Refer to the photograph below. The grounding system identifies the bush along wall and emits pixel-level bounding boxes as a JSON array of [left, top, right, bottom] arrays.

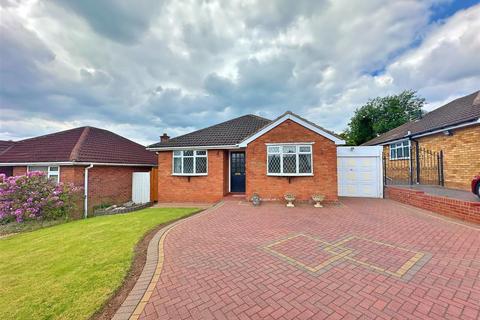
[[0, 171, 82, 223]]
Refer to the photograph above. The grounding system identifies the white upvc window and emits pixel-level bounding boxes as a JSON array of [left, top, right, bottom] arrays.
[[27, 165, 60, 183], [267, 144, 313, 176], [172, 150, 208, 175], [389, 140, 411, 160]]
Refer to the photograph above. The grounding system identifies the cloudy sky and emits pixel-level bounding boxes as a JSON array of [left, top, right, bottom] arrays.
[[0, 0, 479, 145]]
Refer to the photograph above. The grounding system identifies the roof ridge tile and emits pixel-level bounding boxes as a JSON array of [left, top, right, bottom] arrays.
[[474, 91, 480, 105], [69, 127, 91, 161], [0, 143, 16, 156], [15, 127, 87, 143]]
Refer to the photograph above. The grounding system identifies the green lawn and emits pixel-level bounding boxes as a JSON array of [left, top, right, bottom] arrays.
[[0, 207, 198, 320]]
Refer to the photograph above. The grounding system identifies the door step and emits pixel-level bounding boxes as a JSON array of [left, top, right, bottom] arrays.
[[224, 193, 247, 200]]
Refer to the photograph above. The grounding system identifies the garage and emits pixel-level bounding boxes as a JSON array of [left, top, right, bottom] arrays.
[[337, 146, 383, 198]]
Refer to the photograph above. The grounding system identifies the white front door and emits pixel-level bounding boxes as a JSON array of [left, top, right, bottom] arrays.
[[337, 146, 383, 198]]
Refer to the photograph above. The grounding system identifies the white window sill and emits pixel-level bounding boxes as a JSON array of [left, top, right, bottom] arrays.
[[267, 173, 314, 177], [389, 158, 410, 161], [172, 173, 208, 176]]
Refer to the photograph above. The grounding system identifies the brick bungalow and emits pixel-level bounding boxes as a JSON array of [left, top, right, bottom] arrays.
[[363, 90, 480, 191], [147, 111, 345, 203], [0, 127, 157, 218]]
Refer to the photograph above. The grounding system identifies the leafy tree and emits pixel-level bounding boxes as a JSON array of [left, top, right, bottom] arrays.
[[343, 90, 425, 145]]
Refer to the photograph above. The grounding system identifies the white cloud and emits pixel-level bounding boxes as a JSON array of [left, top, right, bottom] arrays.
[[0, 0, 478, 144], [385, 4, 480, 88]]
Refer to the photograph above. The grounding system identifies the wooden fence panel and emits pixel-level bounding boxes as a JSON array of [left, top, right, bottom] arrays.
[[150, 167, 158, 202]]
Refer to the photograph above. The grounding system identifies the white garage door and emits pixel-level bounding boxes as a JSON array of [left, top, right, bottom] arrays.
[[337, 146, 383, 198]]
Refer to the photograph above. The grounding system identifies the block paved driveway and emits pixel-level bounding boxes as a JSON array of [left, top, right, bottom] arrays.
[[139, 199, 480, 320]]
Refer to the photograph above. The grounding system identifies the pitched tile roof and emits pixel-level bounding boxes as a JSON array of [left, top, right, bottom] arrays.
[[363, 90, 480, 146], [148, 114, 272, 148], [0, 140, 15, 154], [0, 127, 156, 165]]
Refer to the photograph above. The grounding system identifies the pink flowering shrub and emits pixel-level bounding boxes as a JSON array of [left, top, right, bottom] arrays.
[[0, 171, 82, 223]]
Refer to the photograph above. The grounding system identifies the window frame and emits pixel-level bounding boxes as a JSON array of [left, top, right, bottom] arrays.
[[266, 143, 314, 176], [27, 165, 61, 183], [172, 150, 208, 176], [389, 140, 411, 160]]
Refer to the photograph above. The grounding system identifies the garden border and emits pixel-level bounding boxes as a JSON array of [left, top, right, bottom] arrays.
[[94, 202, 152, 216]]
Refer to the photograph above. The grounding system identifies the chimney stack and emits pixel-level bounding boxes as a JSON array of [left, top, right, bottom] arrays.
[[160, 133, 170, 143]]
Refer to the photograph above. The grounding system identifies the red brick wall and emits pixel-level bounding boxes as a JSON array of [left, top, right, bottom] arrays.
[[12, 165, 152, 218], [61, 166, 86, 219], [223, 152, 229, 194], [385, 186, 480, 224], [87, 166, 151, 212], [246, 119, 338, 202], [60, 166, 85, 186], [13, 166, 27, 175], [382, 124, 480, 191], [416, 125, 480, 191], [12, 165, 85, 185], [157, 150, 228, 203]]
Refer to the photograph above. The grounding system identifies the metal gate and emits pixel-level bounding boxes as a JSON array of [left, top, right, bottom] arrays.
[[383, 142, 444, 186]]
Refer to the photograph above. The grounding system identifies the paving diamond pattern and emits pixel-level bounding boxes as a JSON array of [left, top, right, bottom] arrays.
[[264, 234, 428, 279], [265, 234, 351, 273]]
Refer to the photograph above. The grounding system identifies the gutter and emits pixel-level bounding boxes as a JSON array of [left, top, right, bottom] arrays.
[[0, 161, 156, 166], [409, 118, 479, 139], [146, 144, 240, 151], [377, 118, 479, 146], [84, 164, 93, 219]]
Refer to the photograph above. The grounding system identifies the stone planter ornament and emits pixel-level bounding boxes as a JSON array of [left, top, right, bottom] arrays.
[[251, 193, 261, 206], [284, 193, 296, 207], [312, 194, 325, 207]]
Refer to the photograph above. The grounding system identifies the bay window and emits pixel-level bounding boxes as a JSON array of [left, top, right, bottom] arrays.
[[267, 144, 313, 176], [173, 150, 208, 175]]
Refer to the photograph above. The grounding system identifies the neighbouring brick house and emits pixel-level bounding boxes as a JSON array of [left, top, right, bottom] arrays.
[[0, 127, 157, 218], [147, 111, 345, 203], [364, 90, 480, 191]]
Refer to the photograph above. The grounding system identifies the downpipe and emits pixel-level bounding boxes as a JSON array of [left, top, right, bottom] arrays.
[[84, 164, 94, 219]]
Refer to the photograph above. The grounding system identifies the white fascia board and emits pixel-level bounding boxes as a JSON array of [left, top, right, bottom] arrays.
[[378, 119, 480, 145], [378, 138, 410, 146], [238, 113, 345, 147], [0, 161, 75, 166], [147, 145, 240, 151], [410, 119, 479, 139], [73, 162, 156, 167], [0, 161, 156, 167]]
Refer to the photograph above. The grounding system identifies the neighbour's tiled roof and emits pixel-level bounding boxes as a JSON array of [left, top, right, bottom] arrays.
[[363, 90, 480, 145], [0, 140, 15, 154], [148, 114, 272, 148], [0, 127, 157, 165]]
